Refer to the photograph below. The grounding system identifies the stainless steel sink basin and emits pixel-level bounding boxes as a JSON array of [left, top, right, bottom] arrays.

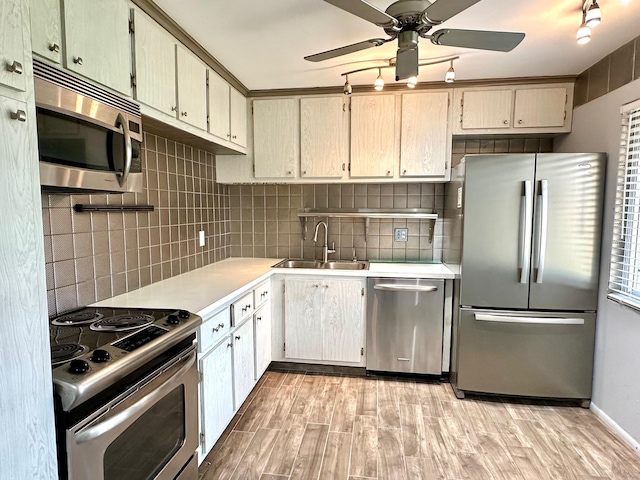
[[273, 259, 369, 270]]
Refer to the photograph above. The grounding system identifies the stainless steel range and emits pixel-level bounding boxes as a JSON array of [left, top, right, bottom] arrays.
[[50, 307, 202, 480]]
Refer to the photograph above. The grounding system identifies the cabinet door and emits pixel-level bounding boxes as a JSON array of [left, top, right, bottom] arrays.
[[254, 303, 272, 379], [284, 278, 323, 360], [29, 0, 61, 63], [513, 87, 567, 128], [350, 95, 396, 177], [208, 70, 230, 140], [461, 90, 513, 129], [253, 98, 296, 178], [131, 9, 176, 116], [323, 279, 364, 363], [63, 0, 130, 95], [200, 339, 234, 455], [230, 87, 247, 147], [232, 319, 255, 409], [400, 92, 449, 177], [300, 96, 347, 178], [0, 0, 27, 91], [176, 45, 207, 130]]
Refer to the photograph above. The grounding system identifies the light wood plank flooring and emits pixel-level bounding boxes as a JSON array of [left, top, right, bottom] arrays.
[[198, 370, 640, 480]]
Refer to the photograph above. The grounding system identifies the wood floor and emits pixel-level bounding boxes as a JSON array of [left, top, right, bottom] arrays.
[[198, 370, 640, 480]]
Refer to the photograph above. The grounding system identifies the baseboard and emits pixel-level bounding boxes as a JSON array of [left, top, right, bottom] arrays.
[[591, 402, 640, 454], [269, 361, 366, 376]]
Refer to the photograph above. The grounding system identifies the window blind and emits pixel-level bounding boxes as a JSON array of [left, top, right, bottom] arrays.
[[609, 102, 640, 307]]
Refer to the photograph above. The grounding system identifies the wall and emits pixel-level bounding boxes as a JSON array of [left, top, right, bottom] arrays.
[[555, 78, 640, 445], [43, 132, 231, 317]]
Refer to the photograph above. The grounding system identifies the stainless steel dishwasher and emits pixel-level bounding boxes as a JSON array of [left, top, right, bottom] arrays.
[[367, 278, 445, 375]]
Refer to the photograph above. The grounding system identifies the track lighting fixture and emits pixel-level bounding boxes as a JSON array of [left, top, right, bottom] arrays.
[[577, 0, 601, 44], [585, 1, 601, 28], [374, 68, 384, 91], [407, 76, 418, 88], [445, 60, 455, 83], [343, 74, 352, 95], [577, 11, 591, 45]]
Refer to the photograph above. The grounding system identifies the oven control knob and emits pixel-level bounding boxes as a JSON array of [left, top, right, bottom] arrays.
[[91, 349, 110, 363], [178, 310, 190, 319], [167, 314, 180, 325], [69, 359, 90, 374]]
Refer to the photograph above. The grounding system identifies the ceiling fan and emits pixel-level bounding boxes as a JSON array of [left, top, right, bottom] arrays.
[[304, 0, 525, 81]]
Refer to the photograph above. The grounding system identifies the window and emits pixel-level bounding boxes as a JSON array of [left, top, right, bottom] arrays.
[[609, 100, 640, 308]]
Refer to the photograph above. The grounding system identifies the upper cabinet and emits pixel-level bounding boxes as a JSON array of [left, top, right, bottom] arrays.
[[29, 0, 61, 64], [300, 96, 348, 178], [350, 95, 397, 178], [63, 0, 131, 95], [400, 91, 450, 178], [208, 72, 247, 148], [131, 8, 176, 117], [229, 87, 247, 147], [253, 98, 297, 178], [1, 0, 27, 92], [176, 45, 207, 131], [453, 83, 573, 135]]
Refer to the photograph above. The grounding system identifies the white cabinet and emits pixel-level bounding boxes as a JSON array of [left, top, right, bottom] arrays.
[[254, 303, 272, 379], [200, 337, 233, 455], [253, 98, 296, 178], [350, 95, 397, 178], [208, 73, 247, 147], [400, 92, 450, 178], [232, 319, 255, 409], [29, 0, 61, 63], [284, 277, 364, 364], [176, 45, 207, 131], [131, 8, 177, 117], [513, 87, 567, 128], [300, 96, 348, 178], [1, 0, 27, 92], [459, 89, 513, 129], [63, 0, 130, 95]]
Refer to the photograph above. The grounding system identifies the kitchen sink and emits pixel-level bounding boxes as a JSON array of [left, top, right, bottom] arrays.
[[273, 259, 369, 270]]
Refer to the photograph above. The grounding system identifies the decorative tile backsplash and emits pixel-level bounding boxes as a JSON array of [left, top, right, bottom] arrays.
[[42, 133, 231, 317]]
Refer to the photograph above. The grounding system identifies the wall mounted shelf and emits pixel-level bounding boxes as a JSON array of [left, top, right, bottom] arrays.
[[297, 208, 438, 242]]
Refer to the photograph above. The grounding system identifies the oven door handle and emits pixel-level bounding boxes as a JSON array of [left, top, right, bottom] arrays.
[[116, 112, 132, 188], [76, 350, 196, 444]]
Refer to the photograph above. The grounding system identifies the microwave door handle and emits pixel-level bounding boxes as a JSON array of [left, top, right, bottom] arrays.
[[75, 350, 196, 444], [116, 112, 132, 187]]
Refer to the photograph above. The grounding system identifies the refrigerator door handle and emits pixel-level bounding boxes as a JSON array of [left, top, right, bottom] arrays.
[[536, 179, 549, 283], [520, 180, 533, 284], [474, 313, 585, 325]]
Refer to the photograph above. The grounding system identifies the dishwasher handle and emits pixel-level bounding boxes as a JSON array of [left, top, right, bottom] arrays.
[[373, 284, 438, 292]]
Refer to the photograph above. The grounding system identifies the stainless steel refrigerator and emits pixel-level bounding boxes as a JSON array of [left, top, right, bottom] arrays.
[[447, 153, 605, 406]]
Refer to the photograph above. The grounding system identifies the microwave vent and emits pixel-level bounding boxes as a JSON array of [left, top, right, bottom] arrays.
[[33, 59, 140, 118]]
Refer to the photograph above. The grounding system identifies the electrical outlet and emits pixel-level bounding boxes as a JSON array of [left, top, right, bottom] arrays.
[[199, 230, 205, 247], [394, 228, 408, 242]]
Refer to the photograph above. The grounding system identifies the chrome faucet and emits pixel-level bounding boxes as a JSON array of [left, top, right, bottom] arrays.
[[313, 221, 335, 263]]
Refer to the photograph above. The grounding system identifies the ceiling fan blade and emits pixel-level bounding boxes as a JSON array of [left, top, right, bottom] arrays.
[[430, 29, 525, 52], [395, 47, 419, 81], [304, 38, 387, 62], [422, 0, 481, 24], [323, 0, 399, 28]]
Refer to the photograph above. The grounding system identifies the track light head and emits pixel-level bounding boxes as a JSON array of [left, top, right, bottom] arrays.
[[343, 75, 352, 95], [407, 75, 417, 88], [374, 68, 384, 91], [585, 1, 601, 28], [445, 60, 455, 83], [576, 22, 591, 44]]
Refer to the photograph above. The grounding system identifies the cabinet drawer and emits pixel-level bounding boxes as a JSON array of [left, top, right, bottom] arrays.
[[254, 280, 270, 308], [199, 308, 230, 353], [231, 291, 253, 326]]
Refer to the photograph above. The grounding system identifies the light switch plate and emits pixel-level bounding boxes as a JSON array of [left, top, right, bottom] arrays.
[[394, 228, 408, 242], [199, 230, 205, 247]]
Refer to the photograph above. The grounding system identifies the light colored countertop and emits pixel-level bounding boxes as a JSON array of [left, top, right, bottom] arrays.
[[93, 257, 456, 318]]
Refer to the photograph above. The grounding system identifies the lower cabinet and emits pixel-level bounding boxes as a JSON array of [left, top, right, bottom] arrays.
[[254, 302, 272, 379], [199, 337, 233, 456], [232, 319, 255, 409], [284, 277, 364, 364]]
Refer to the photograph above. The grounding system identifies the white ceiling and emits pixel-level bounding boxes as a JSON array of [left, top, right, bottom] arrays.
[[153, 0, 640, 91]]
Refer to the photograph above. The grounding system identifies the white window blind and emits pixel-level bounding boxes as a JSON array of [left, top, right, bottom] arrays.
[[609, 101, 640, 308]]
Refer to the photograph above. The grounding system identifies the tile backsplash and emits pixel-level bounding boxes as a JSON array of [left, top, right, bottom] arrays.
[[43, 133, 231, 317]]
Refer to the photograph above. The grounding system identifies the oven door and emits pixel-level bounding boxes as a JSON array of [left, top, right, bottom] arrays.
[[66, 347, 198, 480]]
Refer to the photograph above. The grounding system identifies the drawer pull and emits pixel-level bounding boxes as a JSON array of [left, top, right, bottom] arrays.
[[227, 343, 232, 348], [73, 56, 83, 65], [10, 110, 26, 122], [212, 326, 219, 333], [398, 358, 410, 361], [218, 323, 225, 329], [48, 43, 60, 53], [235, 335, 241, 340], [7, 60, 23, 74], [256, 316, 262, 321]]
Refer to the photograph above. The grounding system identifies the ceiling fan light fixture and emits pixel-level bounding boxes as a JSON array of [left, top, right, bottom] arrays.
[[445, 60, 455, 83], [343, 75, 352, 95], [407, 75, 418, 88], [576, 22, 591, 44], [585, 1, 601, 28], [374, 68, 384, 91]]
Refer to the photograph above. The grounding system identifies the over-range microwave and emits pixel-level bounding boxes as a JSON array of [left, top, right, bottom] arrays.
[[33, 60, 143, 193]]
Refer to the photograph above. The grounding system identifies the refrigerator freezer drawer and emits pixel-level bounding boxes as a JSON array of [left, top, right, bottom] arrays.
[[455, 308, 596, 399]]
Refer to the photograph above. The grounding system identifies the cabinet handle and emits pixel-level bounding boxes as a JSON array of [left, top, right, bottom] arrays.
[[314, 284, 319, 288], [232, 135, 237, 139], [48, 43, 60, 53], [287, 171, 292, 175], [235, 335, 241, 340], [227, 133, 231, 138], [246, 304, 251, 309], [302, 171, 306, 175], [518, 119, 523, 125], [227, 343, 233, 348], [181, 111, 188, 117], [7, 61, 23, 74], [402, 169, 407, 175], [218, 323, 225, 329], [386, 170, 391, 176], [257, 316, 262, 321], [73, 57, 83, 65], [503, 119, 508, 125], [10, 110, 26, 122], [342, 163, 346, 171], [212, 326, 219, 332], [171, 106, 177, 112], [324, 284, 329, 289]]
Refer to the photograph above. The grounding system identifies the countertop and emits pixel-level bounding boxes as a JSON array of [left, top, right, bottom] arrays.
[[93, 257, 456, 318]]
